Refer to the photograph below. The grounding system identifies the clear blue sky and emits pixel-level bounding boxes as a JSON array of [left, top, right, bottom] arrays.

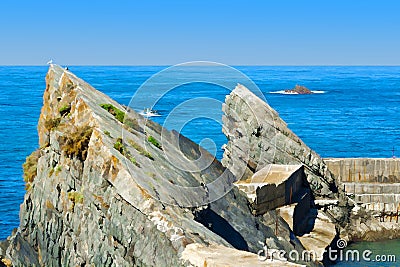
[[1, 0, 399, 65]]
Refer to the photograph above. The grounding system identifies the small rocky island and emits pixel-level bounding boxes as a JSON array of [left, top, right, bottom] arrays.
[[284, 85, 313, 94], [1, 65, 400, 266]]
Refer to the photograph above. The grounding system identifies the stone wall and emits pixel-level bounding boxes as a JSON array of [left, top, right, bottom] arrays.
[[326, 158, 400, 212], [325, 158, 400, 183]]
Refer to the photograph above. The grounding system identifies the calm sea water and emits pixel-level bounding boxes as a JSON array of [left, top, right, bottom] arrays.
[[1, 66, 400, 265], [330, 240, 400, 267]]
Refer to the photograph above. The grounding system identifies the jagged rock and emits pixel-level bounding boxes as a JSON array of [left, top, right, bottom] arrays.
[[221, 84, 355, 253], [341, 203, 400, 242], [221, 84, 400, 253], [5, 233, 39, 267], [222, 84, 339, 199], [1, 66, 310, 266]]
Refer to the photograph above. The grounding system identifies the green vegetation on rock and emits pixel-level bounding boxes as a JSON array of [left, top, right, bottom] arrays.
[[61, 126, 93, 161], [129, 156, 140, 167], [22, 150, 40, 185], [44, 117, 61, 130], [114, 138, 141, 167], [100, 103, 125, 123], [148, 136, 162, 150], [49, 168, 54, 176], [68, 191, 84, 204], [128, 139, 154, 160], [55, 166, 62, 175], [114, 138, 125, 154], [59, 104, 71, 116]]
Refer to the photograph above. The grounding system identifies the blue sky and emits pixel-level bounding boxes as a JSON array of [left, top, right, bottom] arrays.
[[0, 0, 399, 65]]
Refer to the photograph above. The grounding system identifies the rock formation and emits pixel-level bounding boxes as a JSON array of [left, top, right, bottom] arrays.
[[221, 84, 351, 264], [0, 66, 309, 266], [221, 84, 400, 251], [222, 84, 338, 199], [284, 85, 313, 94], [2, 66, 398, 266]]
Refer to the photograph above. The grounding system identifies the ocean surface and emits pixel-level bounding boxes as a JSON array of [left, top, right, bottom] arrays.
[[329, 239, 400, 267], [1, 66, 400, 265]]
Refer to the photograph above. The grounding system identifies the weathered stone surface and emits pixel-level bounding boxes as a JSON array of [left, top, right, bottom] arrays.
[[221, 85, 400, 247], [1, 66, 310, 266], [235, 164, 309, 215], [222, 84, 339, 199], [221, 84, 355, 261], [342, 204, 400, 242], [181, 243, 305, 266], [325, 158, 400, 183], [5, 233, 39, 267], [326, 158, 400, 238], [279, 205, 336, 262]]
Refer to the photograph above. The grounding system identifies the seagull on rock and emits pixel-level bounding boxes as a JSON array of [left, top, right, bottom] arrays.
[[46, 59, 53, 65]]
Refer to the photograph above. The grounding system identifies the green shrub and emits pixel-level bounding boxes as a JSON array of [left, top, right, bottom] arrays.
[[114, 138, 125, 153], [68, 191, 84, 204], [55, 166, 62, 175], [44, 117, 61, 130], [61, 126, 93, 161], [129, 156, 140, 167], [59, 104, 71, 116], [128, 139, 154, 160], [23, 150, 40, 184], [113, 138, 142, 168], [100, 103, 125, 123], [104, 130, 111, 137], [148, 136, 162, 150]]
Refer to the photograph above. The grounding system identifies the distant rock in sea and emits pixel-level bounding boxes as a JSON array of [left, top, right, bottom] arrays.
[[284, 85, 313, 94]]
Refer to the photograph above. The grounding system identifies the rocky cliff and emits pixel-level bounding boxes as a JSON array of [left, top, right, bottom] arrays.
[[0, 66, 309, 266], [221, 84, 400, 244], [222, 84, 339, 199]]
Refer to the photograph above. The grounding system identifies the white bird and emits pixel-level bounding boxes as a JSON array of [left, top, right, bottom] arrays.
[[47, 59, 53, 65]]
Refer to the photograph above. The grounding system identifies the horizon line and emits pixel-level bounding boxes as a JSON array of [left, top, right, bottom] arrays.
[[1, 64, 400, 67]]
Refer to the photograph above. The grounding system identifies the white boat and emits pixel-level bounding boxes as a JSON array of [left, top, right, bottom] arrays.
[[270, 90, 299, 95], [139, 108, 161, 117], [282, 90, 299, 95]]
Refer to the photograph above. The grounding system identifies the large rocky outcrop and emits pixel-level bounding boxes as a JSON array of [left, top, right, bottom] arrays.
[[221, 84, 400, 247], [222, 84, 339, 199], [0, 66, 309, 266], [221, 84, 354, 259]]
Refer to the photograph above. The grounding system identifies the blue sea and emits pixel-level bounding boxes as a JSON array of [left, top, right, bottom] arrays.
[[1, 66, 400, 265]]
